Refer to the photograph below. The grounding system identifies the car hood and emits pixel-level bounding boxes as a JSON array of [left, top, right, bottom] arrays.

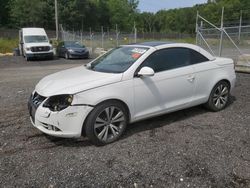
[[25, 42, 51, 48], [67, 47, 86, 50], [35, 66, 123, 97]]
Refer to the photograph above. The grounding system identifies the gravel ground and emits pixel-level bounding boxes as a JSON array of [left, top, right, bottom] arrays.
[[0, 56, 250, 188]]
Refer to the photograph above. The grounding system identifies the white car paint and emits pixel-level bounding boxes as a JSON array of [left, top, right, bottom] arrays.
[[35, 66, 123, 96], [28, 42, 236, 138]]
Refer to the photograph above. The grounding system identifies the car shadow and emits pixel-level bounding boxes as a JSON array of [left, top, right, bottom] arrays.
[[44, 134, 93, 147], [122, 105, 207, 140], [122, 95, 237, 141]]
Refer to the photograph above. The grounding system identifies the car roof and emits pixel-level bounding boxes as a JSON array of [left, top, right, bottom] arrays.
[[134, 41, 174, 47], [124, 41, 215, 61], [22, 28, 46, 36]]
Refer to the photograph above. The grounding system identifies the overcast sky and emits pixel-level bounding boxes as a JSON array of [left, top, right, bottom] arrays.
[[138, 0, 207, 13]]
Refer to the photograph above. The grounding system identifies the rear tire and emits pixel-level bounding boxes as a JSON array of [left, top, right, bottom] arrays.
[[65, 52, 69, 59], [205, 81, 230, 112], [85, 101, 128, 146]]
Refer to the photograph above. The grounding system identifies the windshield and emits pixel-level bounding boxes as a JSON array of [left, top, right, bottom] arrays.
[[24, 35, 48, 43], [88, 46, 148, 73], [65, 42, 85, 48]]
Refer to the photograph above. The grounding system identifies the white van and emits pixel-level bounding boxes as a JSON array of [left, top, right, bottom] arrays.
[[19, 28, 53, 61]]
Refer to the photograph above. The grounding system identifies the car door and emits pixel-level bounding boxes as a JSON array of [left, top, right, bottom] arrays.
[[133, 47, 195, 120], [188, 49, 218, 104]]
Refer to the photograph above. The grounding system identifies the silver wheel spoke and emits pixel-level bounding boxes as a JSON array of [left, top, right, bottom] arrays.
[[105, 108, 110, 121], [110, 124, 119, 132], [94, 106, 126, 142], [112, 116, 125, 123], [213, 95, 218, 102], [110, 125, 118, 137], [218, 85, 223, 93], [112, 112, 123, 121], [221, 87, 228, 96], [220, 97, 227, 104], [110, 107, 115, 120], [103, 126, 109, 141], [98, 126, 107, 139], [215, 98, 220, 108], [94, 122, 106, 128], [96, 117, 107, 124], [213, 93, 219, 98]]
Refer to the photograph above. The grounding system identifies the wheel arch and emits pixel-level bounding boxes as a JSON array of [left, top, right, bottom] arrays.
[[81, 98, 131, 136], [211, 79, 231, 94]]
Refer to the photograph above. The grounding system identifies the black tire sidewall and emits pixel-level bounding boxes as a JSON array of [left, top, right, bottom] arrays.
[[65, 52, 69, 59]]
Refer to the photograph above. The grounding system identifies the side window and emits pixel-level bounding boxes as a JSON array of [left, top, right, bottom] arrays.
[[190, 49, 209, 64], [141, 48, 191, 73]]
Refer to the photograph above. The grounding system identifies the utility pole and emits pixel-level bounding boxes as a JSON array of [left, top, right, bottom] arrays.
[[116, 24, 119, 47], [55, 0, 59, 40], [196, 11, 199, 45], [238, 10, 242, 43], [101, 26, 104, 49], [134, 21, 137, 43], [219, 7, 224, 57]]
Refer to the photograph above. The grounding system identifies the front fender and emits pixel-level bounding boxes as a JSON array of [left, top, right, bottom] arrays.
[[73, 80, 135, 121]]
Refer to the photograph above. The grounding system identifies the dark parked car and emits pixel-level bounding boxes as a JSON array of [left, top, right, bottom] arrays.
[[57, 41, 89, 59]]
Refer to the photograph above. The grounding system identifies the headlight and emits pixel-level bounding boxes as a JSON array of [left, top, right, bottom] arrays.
[[49, 46, 53, 50], [68, 49, 74, 52], [26, 47, 30, 51], [43, 94, 73, 112]]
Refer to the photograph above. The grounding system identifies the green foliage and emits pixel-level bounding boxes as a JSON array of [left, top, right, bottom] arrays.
[[0, 0, 11, 28], [0, 38, 18, 53], [5, 0, 139, 31], [1, 0, 250, 34], [11, 0, 47, 27]]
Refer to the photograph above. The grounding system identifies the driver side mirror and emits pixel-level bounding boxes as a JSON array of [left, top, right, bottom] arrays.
[[137, 67, 155, 77]]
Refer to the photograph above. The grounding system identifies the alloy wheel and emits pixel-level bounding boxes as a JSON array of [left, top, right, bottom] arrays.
[[94, 106, 126, 142], [212, 84, 229, 109]]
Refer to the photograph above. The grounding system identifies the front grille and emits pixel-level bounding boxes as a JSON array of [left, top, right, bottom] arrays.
[[32, 92, 47, 109], [28, 92, 47, 123], [76, 49, 85, 53], [31, 46, 50, 52], [41, 122, 61, 132]]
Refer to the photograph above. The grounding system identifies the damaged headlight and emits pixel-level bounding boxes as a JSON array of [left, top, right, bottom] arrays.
[[43, 94, 73, 112]]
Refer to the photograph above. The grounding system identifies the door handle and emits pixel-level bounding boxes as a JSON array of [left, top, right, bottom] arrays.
[[187, 75, 195, 82]]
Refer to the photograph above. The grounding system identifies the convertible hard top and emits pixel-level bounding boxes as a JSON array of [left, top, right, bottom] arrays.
[[134, 41, 174, 47]]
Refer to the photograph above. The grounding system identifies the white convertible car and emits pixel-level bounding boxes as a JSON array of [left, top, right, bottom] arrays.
[[28, 42, 236, 145]]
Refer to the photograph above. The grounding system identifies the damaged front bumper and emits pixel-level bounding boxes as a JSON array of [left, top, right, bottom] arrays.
[[28, 92, 93, 138]]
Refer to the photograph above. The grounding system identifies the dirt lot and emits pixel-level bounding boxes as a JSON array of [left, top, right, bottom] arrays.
[[0, 56, 250, 188]]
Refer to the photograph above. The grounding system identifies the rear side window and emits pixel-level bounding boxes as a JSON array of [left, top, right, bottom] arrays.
[[190, 49, 209, 64], [141, 48, 191, 73]]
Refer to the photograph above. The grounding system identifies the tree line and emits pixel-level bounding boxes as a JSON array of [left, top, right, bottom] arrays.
[[0, 0, 250, 34]]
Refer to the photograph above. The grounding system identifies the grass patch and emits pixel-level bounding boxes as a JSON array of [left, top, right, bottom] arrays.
[[0, 38, 19, 53]]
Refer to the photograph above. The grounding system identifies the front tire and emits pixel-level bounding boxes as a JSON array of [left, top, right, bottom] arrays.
[[65, 52, 69, 59], [85, 101, 128, 145], [205, 81, 230, 112]]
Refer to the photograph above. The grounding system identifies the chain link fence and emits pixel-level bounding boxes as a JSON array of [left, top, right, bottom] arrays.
[[197, 26, 250, 61], [196, 9, 250, 68], [60, 25, 194, 55], [61, 26, 137, 55]]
